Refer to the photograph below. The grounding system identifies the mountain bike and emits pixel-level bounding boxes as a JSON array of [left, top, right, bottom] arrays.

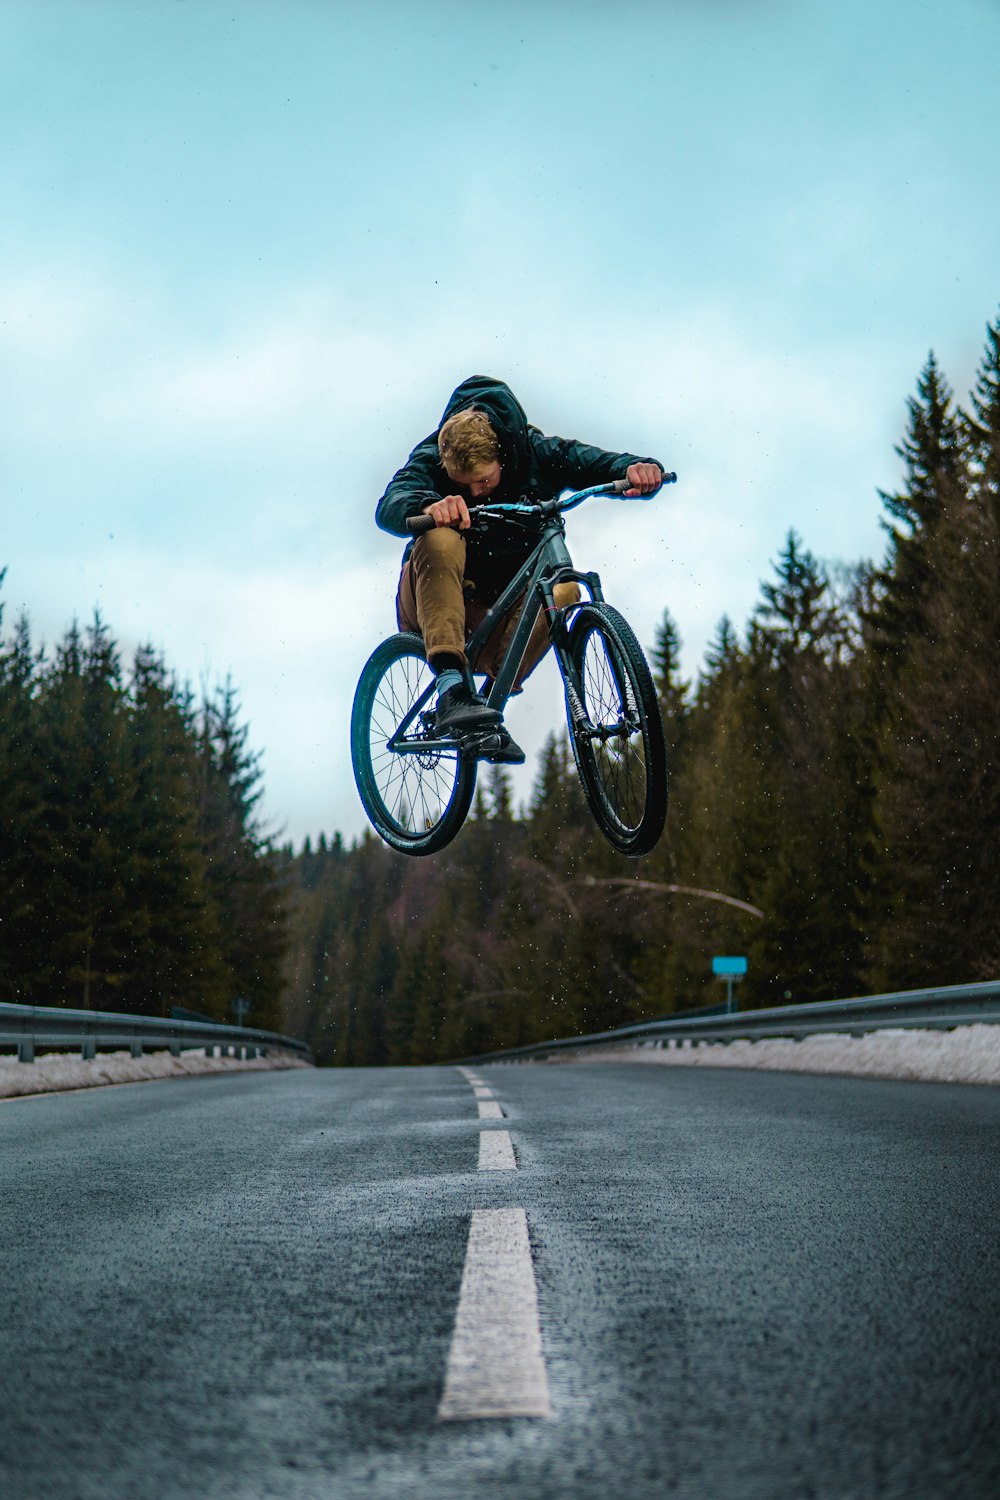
[[351, 474, 677, 857]]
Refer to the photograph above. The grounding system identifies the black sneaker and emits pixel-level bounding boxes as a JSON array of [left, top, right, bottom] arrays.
[[476, 726, 526, 765], [433, 684, 501, 738]]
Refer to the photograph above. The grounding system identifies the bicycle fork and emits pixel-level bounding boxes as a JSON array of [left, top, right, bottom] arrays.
[[551, 586, 641, 747]]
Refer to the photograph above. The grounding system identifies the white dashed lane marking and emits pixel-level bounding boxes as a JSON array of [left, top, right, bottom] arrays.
[[477, 1100, 504, 1119], [438, 1208, 551, 1420], [473, 1085, 494, 1099], [478, 1131, 516, 1170]]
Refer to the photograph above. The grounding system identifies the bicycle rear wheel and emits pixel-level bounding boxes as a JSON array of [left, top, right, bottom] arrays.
[[564, 603, 667, 856], [350, 633, 476, 856]]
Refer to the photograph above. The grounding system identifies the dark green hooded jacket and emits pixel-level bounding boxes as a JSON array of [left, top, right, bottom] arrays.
[[375, 376, 662, 602]]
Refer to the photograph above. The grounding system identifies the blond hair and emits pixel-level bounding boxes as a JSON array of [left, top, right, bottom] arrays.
[[437, 408, 500, 475]]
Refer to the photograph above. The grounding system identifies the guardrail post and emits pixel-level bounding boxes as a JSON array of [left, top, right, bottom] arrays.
[[81, 1040, 96, 1060], [130, 1041, 143, 1059], [18, 1040, 35, 1063], [169, 1042, 182, 1058]]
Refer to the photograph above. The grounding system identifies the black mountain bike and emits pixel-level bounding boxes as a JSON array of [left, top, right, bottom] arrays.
[[351, 474, 677, 858]]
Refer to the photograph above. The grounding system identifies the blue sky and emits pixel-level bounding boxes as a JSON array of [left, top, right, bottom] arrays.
[[3, 0, 999, 846]]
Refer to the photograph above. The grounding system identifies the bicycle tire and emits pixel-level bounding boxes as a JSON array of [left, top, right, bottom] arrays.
[[563, 603, 668, 856], [350, 632, 477, 856]]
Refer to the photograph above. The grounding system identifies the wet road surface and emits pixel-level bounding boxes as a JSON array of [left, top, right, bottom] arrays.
[[1, 1062, 998, 1499]]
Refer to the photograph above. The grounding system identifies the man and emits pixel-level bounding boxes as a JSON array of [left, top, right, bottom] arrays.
[[376, 375, 664, 764]]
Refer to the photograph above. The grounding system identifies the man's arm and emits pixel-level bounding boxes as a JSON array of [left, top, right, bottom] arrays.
[[374, 436, 445, 537], [532, 433, 665, 498]]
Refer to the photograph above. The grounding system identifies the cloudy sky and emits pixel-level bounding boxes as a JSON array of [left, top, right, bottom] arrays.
[[3, 0, 999, 847]]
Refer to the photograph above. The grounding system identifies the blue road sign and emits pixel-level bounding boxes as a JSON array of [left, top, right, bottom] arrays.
[[713, 955, 747, 1014]]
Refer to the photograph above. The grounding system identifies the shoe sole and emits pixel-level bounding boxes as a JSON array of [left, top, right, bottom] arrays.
[[467, 731, 525, 765]]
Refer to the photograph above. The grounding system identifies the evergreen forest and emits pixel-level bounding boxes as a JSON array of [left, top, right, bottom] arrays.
[[3, 314, 999, 1063], [0, 614, 287, 1028]]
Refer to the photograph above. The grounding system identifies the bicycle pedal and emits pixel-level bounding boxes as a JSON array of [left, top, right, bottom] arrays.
[[459, 729, 498, 752]]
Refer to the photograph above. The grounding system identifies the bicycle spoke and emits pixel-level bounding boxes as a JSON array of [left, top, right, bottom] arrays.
[[352, 638, 473, 850], [563, 600, 665, 858], [577, 621, 651, 839]]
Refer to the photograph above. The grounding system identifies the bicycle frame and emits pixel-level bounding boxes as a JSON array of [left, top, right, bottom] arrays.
[[471, 517, 602, 709], [387, 493, 611, 757]]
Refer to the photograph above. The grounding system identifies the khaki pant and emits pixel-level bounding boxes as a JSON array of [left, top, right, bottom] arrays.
[[396, 527, 580, 687]]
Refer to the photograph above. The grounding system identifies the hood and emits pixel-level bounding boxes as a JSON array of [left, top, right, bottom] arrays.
[[438, 376, 531, 495]]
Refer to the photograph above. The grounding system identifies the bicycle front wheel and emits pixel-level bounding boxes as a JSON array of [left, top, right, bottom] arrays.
[[350, 633, 476, 856], [564, 603, 667, 856]]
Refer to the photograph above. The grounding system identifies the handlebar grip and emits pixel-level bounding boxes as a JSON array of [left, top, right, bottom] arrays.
[[613, 470, 678, 494], [404, 513, 438, 536]]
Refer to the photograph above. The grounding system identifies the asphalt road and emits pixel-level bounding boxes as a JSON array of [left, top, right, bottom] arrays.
[[1, 1063, 998, 1499]]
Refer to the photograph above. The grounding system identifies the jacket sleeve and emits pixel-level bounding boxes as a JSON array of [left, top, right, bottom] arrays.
[[531, 432, 663, 495], [374, 436, 444, 537]]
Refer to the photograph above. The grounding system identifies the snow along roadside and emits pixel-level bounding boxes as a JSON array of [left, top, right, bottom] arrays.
[[0, 1047, 312, 1100], [541, 1024, 1000, 1087]]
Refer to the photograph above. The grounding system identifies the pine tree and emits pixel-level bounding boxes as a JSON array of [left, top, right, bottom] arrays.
[[872, 353, 966, 662], [964, 312, 1000, 488], [0, 601, 46, 994], [753, 532, 836, 665], [198, 681, 287, 1027], [525, 732, 590, 860], [34, 616, 141, 1006], [650, 608, 689, 756], [751, 539, 867, 1001], [625, 615, 750, 1012], [124, 645, 226, 1014], [484, 764, 515, 823], [392, 890, 463, 1064], [871, 321, 1000, 983]]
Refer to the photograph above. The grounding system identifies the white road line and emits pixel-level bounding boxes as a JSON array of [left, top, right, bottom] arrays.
[[473, 1085, 494, 1099], [478, 1131, 516, 1170], [438, 1208, 551, 1420], [478, 1100, 504, 1119]]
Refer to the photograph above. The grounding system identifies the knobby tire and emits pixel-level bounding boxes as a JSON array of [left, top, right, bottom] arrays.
[[564, 603, 667, 856]]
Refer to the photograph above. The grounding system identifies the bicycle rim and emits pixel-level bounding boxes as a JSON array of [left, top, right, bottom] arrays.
[[565, 604, 667, 855], [350, 634, 476, 855]]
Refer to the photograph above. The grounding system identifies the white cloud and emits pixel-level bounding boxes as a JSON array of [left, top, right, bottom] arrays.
[[0, 268, 117, 356]]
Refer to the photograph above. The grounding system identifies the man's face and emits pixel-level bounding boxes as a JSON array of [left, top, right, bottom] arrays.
[[448, 461, 501, 499]]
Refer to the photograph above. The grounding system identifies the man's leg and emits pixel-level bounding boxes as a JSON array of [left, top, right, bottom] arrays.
[[395, 530, 498, 735], [400, 529, 467, 664]]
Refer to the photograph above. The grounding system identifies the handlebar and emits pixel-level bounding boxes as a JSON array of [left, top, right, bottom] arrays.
[[403, 470, 677, 535]]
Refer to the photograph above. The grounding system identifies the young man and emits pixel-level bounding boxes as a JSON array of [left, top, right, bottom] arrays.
[[375, 375, 664, 764]]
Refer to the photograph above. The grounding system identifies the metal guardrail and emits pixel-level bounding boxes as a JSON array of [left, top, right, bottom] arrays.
[[0, 1000, 310, 1065], [459, 980, 1000, 1065]]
